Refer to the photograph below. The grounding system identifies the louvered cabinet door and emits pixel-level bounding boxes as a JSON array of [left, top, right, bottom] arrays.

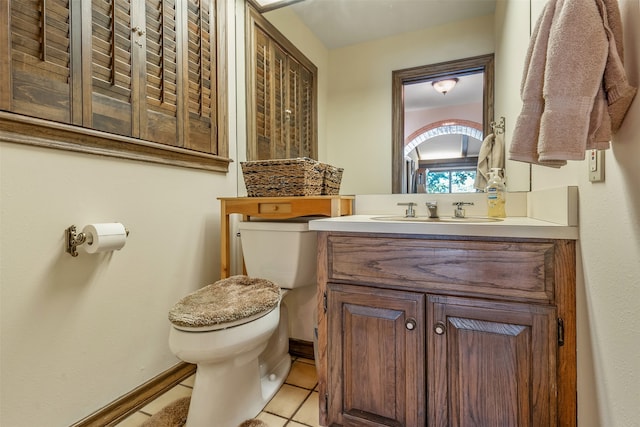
[[286, 57, 315, 159], [253, 26, 273, 160], [88, 0, 136, 136], [4, 0, 77, 124], [296, 64, 314, 159], [272, 43, 288, 159], [247, 7, 317, 162], [251, 25, 291, 160], [87, 0, 219, 152], [141, 0, 180, 145], [251, 33, 314, 160], [181, 0, 218, 154]]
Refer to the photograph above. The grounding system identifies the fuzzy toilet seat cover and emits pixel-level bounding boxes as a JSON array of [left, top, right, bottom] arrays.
[[168, 275, 280, 328]]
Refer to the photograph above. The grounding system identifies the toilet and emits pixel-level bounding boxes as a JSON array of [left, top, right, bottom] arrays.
[[168, 219, 317, 427]]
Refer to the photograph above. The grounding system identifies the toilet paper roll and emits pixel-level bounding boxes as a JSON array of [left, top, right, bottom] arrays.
[[82, 223, 127, 254]]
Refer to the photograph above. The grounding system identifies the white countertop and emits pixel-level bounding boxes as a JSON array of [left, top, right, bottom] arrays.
[[309, 215, 579, 240]]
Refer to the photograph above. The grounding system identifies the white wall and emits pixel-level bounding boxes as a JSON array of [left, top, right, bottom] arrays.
[[528, 1, 640, 425], [494, 0, 533, 191], [0, 1, 240, 425]]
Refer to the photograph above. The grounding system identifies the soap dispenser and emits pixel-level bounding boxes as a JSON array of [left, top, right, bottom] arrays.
[[485, 168, 506, 218]]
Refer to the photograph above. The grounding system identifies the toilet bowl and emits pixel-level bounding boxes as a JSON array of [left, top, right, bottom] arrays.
[[168, 220, 317, 427]]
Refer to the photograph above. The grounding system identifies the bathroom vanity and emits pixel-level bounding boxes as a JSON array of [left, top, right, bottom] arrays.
[[310, 216, 577, 427]]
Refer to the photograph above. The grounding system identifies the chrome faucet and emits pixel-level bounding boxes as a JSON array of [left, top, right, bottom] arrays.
[[426, 201, 439, 218], [453, 202, 474, 218], [397, 202, 417, 218]]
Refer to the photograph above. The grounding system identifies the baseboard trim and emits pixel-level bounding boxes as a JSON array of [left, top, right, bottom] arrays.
[[71, 362, 196, 427], [71, 339, 313, 426], [289, 338, 315, 360]]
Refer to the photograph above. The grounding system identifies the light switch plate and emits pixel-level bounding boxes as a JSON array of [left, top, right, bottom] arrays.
[[589, 149, 605, 182]]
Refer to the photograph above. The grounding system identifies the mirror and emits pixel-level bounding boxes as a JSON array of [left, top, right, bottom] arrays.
[[392, 54, 494, 193], [257, 0, 533, 194]]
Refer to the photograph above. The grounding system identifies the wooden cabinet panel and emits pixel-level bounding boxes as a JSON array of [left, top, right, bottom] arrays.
[[247, 6, 317, 161], [183, 0, 218, 154], [327, 283, 425, 427], [254, 27, 272, 160], [142, 0, 179, 145], [327, 235, 556, 302], [295, 62, 313, 157], [282, 56, 314, 159], [272, 43, 287, 158], [8, 0, 75, 123], [428, 296, 557, 427], [89, 0, 135, 136], [254, 25, 292, 160]]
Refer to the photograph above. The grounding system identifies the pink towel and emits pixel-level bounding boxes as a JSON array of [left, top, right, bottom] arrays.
[[598, 0, 637, 133], [509, 0, 636, 167], [587, 0, 637, 150]]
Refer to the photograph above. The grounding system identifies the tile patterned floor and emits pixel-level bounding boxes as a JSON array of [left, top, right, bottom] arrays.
[[114, 357, 319, 427]]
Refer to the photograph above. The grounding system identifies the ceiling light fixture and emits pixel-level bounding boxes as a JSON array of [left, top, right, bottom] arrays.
[[432, 78, 459, 95]]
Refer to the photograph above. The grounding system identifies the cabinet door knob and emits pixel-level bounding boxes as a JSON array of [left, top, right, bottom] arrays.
[[405, 318, 417, 331], [434, 321, 446, 335]]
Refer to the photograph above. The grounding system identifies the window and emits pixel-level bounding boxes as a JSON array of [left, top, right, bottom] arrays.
[[426, 169, 477, 193]]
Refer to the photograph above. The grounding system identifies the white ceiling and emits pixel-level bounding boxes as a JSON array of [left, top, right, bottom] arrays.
[[286, 0, 497, 50]]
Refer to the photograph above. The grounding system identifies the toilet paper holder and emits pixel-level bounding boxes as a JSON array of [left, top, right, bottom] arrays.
[[65, 224, 129, 257]]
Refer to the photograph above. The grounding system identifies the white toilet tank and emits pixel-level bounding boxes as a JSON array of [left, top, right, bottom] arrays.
[[238, 219, 317, 289]]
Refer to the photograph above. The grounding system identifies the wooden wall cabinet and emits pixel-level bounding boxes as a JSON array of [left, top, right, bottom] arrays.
[[317, 232, 576, 427], [1, 0, 228, 169], [246, 6, 317, 161], [88, 0, 222, 153]]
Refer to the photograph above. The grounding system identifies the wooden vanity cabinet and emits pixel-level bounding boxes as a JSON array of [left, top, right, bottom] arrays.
[[317, 232, 576, 427]]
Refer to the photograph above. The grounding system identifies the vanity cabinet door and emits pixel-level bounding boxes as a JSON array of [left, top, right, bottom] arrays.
[[327, 283, 425, 427], [428, 295, 558, 427]]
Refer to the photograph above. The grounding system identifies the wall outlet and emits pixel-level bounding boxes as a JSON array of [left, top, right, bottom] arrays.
[[589, 149, 605, 182]]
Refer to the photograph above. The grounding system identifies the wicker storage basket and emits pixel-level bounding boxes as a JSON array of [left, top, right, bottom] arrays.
[[320, 163, 344, 195], [241, 158, 343, 197], [241, 158, 324, 197]]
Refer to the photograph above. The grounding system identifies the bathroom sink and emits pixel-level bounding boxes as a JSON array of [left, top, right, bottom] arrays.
[[371, 216, 504, 224]]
